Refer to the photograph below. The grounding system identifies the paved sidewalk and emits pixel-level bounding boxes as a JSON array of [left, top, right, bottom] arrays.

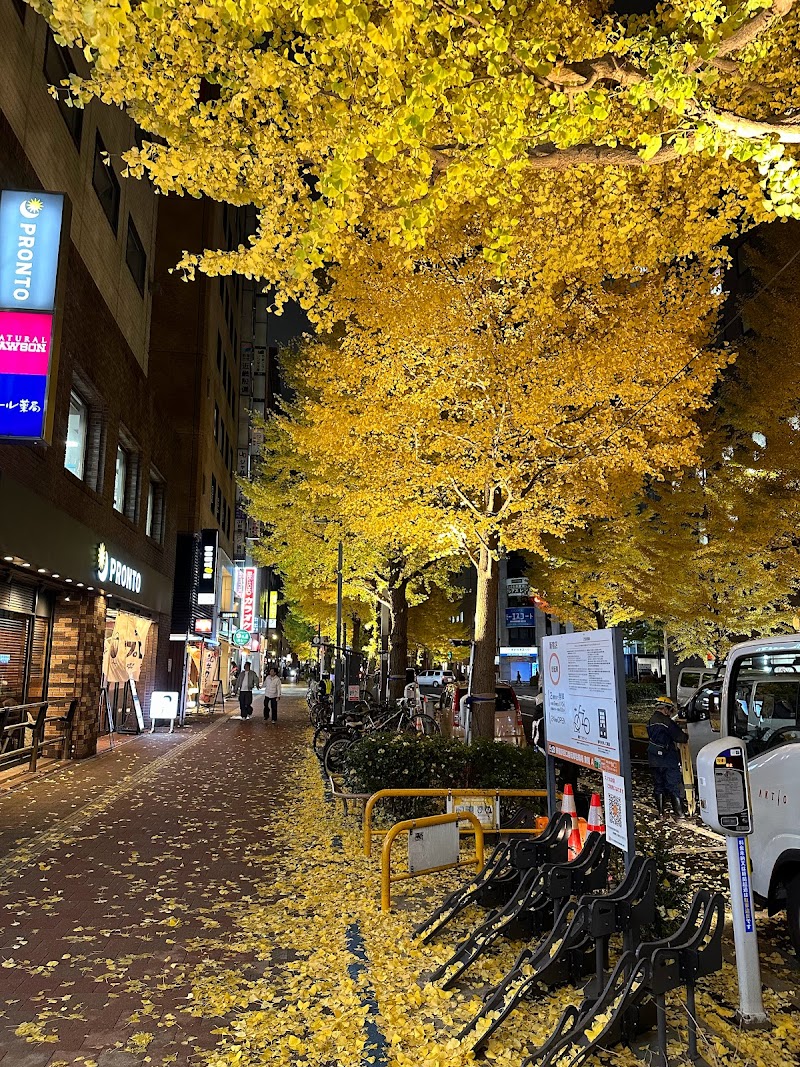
[[0, 688, 309, 1066]]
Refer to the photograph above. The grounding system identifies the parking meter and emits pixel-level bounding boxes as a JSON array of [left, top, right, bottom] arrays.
[[696, 737, 766, 1026], [696, 738, 753, 835]]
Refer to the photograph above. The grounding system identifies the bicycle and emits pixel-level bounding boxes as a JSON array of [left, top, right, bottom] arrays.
[[322, 699, 440, 776]]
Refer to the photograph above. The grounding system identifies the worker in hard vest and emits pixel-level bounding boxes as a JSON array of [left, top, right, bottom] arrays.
[[647, 695, 689, 817]]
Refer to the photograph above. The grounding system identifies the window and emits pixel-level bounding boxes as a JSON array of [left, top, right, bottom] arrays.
[[44, 32, 83, 148], [125, 215, 147, 294], [146, 474, 165, 543], [211, 473, 217, 515], [214, 403, 219, 442], [730, 650, 800, 758], [217, 331, 223, 371], [64, 391, 88, 479], [92, 132, 120, 233], [114, 446, 128, 512]]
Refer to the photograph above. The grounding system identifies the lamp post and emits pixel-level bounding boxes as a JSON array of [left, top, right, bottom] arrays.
[[334, 540, 343, 704]]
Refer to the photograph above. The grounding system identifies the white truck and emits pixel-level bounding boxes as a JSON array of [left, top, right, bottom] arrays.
[[721, 634, 800, 955]]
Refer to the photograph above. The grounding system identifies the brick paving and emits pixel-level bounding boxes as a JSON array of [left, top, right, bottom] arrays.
[[0, 688, 309, 1066]]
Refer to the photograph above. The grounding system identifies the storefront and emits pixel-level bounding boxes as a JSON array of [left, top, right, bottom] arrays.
[[0, 474, 174, 756]]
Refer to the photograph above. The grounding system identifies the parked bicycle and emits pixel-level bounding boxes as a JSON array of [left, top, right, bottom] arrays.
[[321, 698, 440, 776]]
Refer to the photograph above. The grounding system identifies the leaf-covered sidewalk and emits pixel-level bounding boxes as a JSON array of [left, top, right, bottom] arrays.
[[2, 693, 799, 1067]]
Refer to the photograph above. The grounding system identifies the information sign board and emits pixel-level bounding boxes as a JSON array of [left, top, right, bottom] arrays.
[[446, 794, 500, 830], [543, 629, 623, 774], [602, 772, 629, 853], [232, 628, 251, 647]]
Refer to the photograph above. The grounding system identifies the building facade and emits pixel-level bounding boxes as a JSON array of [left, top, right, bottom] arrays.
[[0, 0, 178, 755]]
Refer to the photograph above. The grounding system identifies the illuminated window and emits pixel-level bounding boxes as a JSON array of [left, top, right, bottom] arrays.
[[114, 446, 128, 513], [64, 391, 87, 480]]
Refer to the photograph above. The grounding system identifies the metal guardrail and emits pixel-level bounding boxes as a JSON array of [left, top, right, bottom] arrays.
[[363, 787, 549, 856], [380, 810, 485, 912], [0, 699, 77, 773]]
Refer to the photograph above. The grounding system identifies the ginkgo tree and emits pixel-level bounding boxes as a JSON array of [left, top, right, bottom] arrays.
[[245, 396, 465, 698], [35, 0, 800, 309], [267, 242, 731, 734], [532, 219, 800, 660]]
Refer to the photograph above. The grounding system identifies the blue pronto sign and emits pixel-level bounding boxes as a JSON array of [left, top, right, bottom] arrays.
[[0, 190, 65, 311], [0, 189, 65, 441]]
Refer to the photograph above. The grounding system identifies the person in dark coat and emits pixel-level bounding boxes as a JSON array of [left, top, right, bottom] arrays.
[[647, 696, 689, 817]]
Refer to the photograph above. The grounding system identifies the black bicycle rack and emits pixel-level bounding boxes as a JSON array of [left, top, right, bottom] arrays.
[[460, 855, 658, 1055], [413, 812, 572, 944], [525, 889, 725, 1067], [430, 832, 610, 990]]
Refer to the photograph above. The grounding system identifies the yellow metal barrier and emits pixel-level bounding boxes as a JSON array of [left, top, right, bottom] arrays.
[[381, 811, 484, 912], [363, 787, 548, 857]]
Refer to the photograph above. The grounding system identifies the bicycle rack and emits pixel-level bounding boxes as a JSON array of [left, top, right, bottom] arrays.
[[460, 856, 657, 1054], [525, 889, 725, 1067], [413, 812, 572, 943], [431, 832, 609, 990]]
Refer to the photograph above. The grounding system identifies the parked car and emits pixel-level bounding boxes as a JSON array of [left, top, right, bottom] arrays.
[[437, 681, 526, 746], [676, 666, 720, 708], [417, 669, 456, 689]]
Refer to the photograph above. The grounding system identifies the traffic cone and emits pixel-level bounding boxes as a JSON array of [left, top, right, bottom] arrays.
[[587, 793, 605, 836], [567, 813, 582, 861], [561, 783, 577, 819]]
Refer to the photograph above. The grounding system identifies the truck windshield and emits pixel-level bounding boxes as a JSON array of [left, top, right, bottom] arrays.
[[729, 650, 800, 758]]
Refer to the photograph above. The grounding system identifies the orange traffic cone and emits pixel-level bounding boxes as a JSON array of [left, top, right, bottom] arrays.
[[561, 783, 577, 819], [587, 793, 605, 836], [567, 813, 582, 861]]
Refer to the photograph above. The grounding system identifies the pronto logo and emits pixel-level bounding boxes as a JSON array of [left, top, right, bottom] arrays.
[[96, 542, 142, 593], [19, 197, 44, 219]]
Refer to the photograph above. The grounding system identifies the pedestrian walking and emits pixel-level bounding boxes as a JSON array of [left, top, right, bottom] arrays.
[[235, 661, 260, 719], [647, 695, 689, 817], [263, 667, 282, 722]]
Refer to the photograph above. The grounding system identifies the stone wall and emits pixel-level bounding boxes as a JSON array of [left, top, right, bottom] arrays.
[[48, 595, 106, 758]]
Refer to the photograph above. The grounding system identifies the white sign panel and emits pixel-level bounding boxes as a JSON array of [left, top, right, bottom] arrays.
[[543, 629, 622, 774], [506, 577, 530, 596], [447, 795, 500, 830], [603, 772, 629, 853], [408, 822, 459, 874]]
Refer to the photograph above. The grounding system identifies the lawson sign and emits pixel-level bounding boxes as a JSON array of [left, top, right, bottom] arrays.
[[0, 191, 64, 311]]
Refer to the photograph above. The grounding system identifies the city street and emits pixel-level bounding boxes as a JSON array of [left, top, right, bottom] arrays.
[[2, 692, 799, 1067], [0, 693, 307, 1067]]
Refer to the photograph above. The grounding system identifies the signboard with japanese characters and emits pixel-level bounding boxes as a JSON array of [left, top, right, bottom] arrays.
[[506, 577, 530, 597], [240, 567, 256, 632], [542, 629, 623, 775], [505, 606, 536, 627], [0, 190, 65, 442]]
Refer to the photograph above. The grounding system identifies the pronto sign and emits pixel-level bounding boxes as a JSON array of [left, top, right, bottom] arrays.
[[0, 190, 65, 443], [97, 542, 143, 594], [0, 191, 64, 310], [543, 629, 623, 775]]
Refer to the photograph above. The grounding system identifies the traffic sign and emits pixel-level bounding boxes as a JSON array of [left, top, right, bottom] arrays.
[[232, 629, 251, 647], [311, 635, 322, 647]]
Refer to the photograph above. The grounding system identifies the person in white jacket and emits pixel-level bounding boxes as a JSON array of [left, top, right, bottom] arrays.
[[263, 667, 282, 722]]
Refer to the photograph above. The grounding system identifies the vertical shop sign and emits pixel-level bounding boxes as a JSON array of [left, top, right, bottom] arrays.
[[267, 590, 278, 629], [199, 644, 221, 706], [0, 191, 65, 442], [240, 567, 256, 632], [197, 529, 218, 606]]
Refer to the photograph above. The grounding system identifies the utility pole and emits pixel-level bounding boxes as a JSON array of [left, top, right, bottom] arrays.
[[334, 540, 343, 703]]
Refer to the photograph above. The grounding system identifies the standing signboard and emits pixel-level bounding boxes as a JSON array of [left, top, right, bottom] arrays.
[[542, 628, 635, 860], [199, 644, 221, 706], [0, 190, 66, 442]]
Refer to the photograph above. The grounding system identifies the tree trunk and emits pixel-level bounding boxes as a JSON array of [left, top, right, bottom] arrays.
[[351, 613, 361, 652], [471, 539, 499, 739], [388, 581, 409, 701]]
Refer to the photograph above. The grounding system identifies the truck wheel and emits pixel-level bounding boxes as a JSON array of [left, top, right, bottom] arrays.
[[788, 872, 800, 959]]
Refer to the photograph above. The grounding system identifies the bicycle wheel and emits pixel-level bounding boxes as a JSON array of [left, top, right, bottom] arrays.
[[415, 713, 441, 736], [323, 735, 353, 776]]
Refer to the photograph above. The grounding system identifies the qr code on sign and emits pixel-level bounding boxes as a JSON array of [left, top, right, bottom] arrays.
[[608, 796, 623, 829]]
